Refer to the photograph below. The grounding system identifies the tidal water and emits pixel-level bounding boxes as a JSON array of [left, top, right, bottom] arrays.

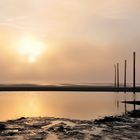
[[0, 92, 139, 121]]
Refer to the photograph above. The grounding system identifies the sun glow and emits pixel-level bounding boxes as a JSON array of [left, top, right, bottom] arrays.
[[16, 37, 45, 63]]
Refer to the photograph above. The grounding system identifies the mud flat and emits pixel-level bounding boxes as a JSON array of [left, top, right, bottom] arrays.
[[0, 110, 140, 140]]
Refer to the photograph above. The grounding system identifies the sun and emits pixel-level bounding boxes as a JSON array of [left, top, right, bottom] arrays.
[[16, 36, 45, 63]]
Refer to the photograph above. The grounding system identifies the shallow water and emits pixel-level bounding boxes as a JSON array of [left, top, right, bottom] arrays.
[[0, 92, 139, 121]]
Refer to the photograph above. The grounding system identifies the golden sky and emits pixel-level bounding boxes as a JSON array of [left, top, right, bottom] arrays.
[[0, 0, 140, 84]]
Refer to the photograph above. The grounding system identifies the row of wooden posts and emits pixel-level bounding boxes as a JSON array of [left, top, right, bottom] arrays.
[[114, 52, 136, 91]]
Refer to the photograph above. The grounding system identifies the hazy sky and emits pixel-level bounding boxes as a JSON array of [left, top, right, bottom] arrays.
[[0, 0, 140, 84]]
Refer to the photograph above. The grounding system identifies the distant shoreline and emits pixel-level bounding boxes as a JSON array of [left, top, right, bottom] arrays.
[[0, 85, 140, 92]]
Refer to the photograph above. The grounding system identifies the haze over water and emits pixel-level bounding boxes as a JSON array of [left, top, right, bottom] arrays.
[[0, 0, 140, 125], [0, 0, 140, 84]]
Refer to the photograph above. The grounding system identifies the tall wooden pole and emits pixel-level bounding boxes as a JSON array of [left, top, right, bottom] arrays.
[[117, 63, 119, 88], [115, 64, 117, 87], [124, 60, 127, 90], [133, 52, 136, 92]]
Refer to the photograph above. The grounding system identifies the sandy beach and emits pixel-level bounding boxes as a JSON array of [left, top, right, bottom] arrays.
[[0, 110, 140, 140]]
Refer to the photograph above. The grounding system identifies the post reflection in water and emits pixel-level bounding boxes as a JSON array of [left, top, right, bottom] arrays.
[[115, 93, 120, 112], [133, 93, 136, 111], [122, 92, 140, 112], [0, 92, 140, 121], [124, 94, 127, 114]]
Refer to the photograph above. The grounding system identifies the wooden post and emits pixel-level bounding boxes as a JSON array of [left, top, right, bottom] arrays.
[[124, 60, 127, 91], [115, 64, 117, 87], [133, 52, 136, 92], [117, 63, 119, 88]]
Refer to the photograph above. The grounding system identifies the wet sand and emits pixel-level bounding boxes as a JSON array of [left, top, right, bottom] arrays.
[[0, 110, 140, 140]]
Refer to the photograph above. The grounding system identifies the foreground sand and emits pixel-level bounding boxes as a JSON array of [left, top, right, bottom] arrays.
[[0, 110, 140, 140]]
